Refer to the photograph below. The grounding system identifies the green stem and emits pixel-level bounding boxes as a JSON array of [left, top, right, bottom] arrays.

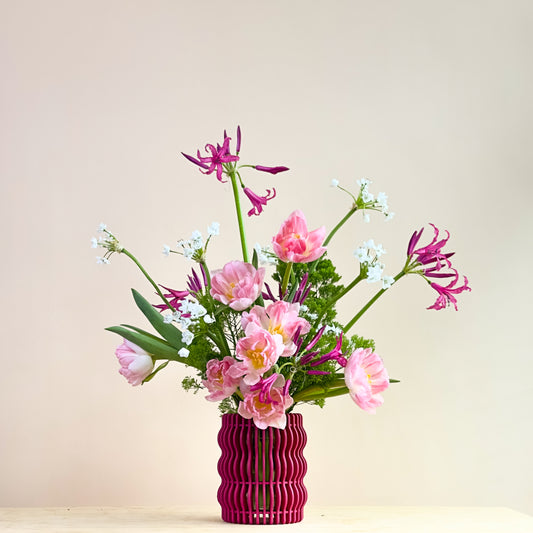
[[323, 205, 357, 247], [281, 262, 293, 296], [313, 273, 363, 329], [229, 169, 249, 262], [343, 270, 407, 333], [121, 249, 175, 311]]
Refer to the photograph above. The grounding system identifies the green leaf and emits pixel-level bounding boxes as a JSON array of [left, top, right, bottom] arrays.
[[389, 378, 401, 383], [142, 361, 170, 383], [105, 326, 182, 360], [252, 248, 259, 269], [131, 289, 185, 350]]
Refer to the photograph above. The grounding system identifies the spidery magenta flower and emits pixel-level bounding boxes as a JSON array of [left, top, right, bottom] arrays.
[[406, 224, 471, 310], [427, 272, 471, 311], [243, 187, 276, 216], [182, 134, 239, 183], [153, 286, 189, 311]]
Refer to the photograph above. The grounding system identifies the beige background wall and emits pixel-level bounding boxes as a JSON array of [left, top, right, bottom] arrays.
[[1, 0, 532, 515]]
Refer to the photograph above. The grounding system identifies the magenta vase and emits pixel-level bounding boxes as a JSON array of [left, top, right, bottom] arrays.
[[217, 413, 308, 524]]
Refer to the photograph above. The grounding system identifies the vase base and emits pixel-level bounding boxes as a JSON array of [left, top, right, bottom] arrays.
[[221, 509, 304, 525]]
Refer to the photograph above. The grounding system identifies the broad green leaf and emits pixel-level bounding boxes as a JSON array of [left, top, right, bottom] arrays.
[[131, 289, 185, 350], [105, 326, 182, 360]]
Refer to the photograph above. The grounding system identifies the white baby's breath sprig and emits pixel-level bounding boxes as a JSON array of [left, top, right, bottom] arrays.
[[254, 243, 277, 266]]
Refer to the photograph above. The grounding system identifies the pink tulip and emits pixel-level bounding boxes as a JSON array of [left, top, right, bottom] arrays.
[[272, 210, 326, 263], [115, 339, 154, 386], [202, 356, 243, 401], [235, 324, 284, 385], [242, 301, 310, 357], [210, 261, 265, 311], [344, 348, 389, 413], [238, 377, 294, 429]]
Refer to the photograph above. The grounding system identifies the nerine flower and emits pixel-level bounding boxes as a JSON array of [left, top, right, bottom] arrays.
[[407, 224, 471, 310], [238, 377, 294, 429], [254, 165, 289, 174], [242, 301, 310, 357], [272, 210, 326, 264], [235, 323, 284, 385], [115, 339, 154, 386], [344, 348, 389, 413], [182, 134, 239, 183], [210, 260, 265, 311], [243, 187, 276, 217], [203, 357, 243, 401]]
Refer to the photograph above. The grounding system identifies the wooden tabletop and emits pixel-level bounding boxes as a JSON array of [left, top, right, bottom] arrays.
[[1, 506, 532, 532]]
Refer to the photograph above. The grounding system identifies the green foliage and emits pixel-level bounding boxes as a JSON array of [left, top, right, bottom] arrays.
[[186, 332, 218, 374], [181, 376, 203, 394], [218, 397, 238, 415], [273, 256, 344, 325]]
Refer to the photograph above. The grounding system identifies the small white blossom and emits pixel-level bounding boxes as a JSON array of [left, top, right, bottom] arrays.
[[91, 237, 99, 249], [162, 245, 171, 257], [324, 324, 343, 336], [385, 212, 395, 221], [382, 275, 394, 289], [362, 189, 374, 203], [182, 329, 194, 346], [178, 347, 190, 358], [181, 300, 207, 319], [331, 178, 339, 188], [307, 312, 318, 321], [374, 243, 386, 258], [363, 212, 370, 223], [204, 314, 215, 324], [354, 247, 370, 264], [254, 243, 277, 265], [366, 264, 384, 283], [377, 192, 388, 209], [357, 178, 371, 188], [98, 223, 107, 232], [163, 314, 174, 324], [183, 247, 194, 260], [96, 256, 110, 265], [207, 222, 220, 236], [299, 304, 309, 313], [190, 230, 203, 250]]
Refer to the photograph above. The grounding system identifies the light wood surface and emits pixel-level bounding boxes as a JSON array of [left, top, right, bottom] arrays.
[[1, 506, 532, 532]]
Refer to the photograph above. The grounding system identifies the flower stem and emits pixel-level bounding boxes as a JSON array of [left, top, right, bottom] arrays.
[[121, 249, 175, 311], [281, 262, 293, 296], [323, 205, 357, 247], [343, 270, 406, 333], [228, 169, 249, 262]]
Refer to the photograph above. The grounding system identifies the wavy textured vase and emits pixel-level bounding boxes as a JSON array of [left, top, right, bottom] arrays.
[[217, 413, 308, 525]]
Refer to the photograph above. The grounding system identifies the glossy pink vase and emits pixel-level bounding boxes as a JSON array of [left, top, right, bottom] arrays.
[[217, 413, 308, 524]]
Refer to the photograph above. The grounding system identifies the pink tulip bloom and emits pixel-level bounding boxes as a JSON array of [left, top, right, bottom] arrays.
[[210, 261, 265, 311], [272, 210, 326, 263], [115, 339, 154, 386], [238, 378, 294, 429], [235, 324, 284, 385], [202, 356, 243, 401], [344, 348, 389, 413], [242, 301, 310, 357]]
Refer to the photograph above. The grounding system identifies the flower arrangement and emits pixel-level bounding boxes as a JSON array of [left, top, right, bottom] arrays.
[[93, 126, 470, 430]]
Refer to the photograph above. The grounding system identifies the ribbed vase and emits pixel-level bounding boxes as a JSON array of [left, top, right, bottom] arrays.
[[217, 413, 308, 525]]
